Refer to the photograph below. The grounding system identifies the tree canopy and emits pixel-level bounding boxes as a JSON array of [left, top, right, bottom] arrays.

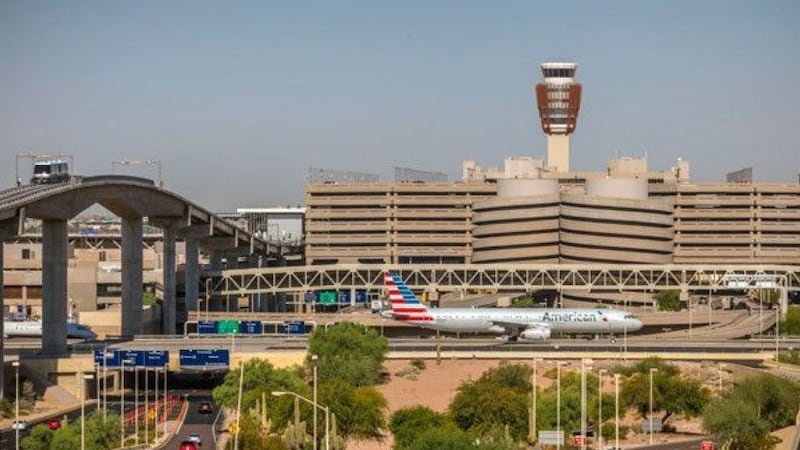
[[22, 412, 121, 450], [621, 358, 709, 424], [318, 379, 387, 439], [653, 290, 681, 311], [212, 358, 309, 429], [307, 322, 389, 387]]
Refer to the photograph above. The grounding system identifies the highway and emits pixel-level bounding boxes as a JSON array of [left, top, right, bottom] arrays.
[[162, 389, 219, 450]]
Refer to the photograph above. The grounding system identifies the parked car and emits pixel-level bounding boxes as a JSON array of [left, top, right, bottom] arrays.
[[12, 420, 27, 430]]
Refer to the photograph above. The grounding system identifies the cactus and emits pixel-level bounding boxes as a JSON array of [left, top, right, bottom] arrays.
[[282, 395, 310, 450], [328, 413, 347, 450]]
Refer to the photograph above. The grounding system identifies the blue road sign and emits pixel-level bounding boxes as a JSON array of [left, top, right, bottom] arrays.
[[144, 350, 169, 367], [355, 290, 368, 303], [283, 321, 306, 335], [94, 349, 121, 367], [304, 291, 317, 303], [179, 349, 230, 369], [239, 321, 263, 334], [198, 320, 217, 334], [338, 290, 351, 304]]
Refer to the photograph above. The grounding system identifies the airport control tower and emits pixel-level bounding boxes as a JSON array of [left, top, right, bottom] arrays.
[[535, 62, 582, 173]]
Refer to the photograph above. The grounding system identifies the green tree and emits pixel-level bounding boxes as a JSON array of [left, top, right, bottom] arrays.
[[307, 322, 389, 386], [318, 379, 387, 439], [143, 291, 158, 307], [21, 412, 121, 450], [733, 373, 800, 430], [21, 423, 53, 450], [389, 406, 447, 449], [779, 305, 800, 335], [653, 290, 681, 311], [622, 358, 709, 425], [449, 365, 530, 440], [212, 359, 309, 430], [703, 397, 775, 450]]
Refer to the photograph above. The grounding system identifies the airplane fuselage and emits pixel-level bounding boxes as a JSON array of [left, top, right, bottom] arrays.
[[406, 307, 642, 335]]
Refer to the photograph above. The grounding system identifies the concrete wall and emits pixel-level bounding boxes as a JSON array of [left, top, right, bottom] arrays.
[[80, 304, 161, 338]]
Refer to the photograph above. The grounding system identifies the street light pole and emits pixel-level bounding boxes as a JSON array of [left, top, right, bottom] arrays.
[[134, 365, 139, 446], [580, 358, 587, 450], [312, 355, 319, 450], [597, 369, 607, 450], [556, 361, 561, 450], [529, 358, 541, 445], [649, 368, 658, 445], [80, 373, 93, 450], [614, 373, 620, 450], [13, 361, 19, 450], [234, 361, 245, 450], [163, 363, 169, 437], [120, 362, 125, 446], [144, 368, 149, 443]]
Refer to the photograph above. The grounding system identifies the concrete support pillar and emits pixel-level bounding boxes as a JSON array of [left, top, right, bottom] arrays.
[[184, 238, 199, 314], [162, 227, 176, 335], [121, 217, 143, 337], [42, 219, 68, 355]]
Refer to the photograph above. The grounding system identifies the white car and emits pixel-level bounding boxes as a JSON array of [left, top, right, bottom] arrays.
[[187, 433, 202, 445], [12, 420, 27, 430]]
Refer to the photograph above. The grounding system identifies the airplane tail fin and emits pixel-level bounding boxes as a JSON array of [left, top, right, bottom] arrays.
[[383, 272, 434, 322]]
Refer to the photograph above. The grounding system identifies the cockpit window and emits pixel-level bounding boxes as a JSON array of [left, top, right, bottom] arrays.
[[624, 314, 637, 319]]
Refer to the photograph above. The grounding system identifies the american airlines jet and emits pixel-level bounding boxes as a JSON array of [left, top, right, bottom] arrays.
[[3, 321, 98, 340], [383, 272, 643, 340]]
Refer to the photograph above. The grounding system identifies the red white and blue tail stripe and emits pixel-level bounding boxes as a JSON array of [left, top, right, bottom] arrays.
[[384, 272, 434, 322]]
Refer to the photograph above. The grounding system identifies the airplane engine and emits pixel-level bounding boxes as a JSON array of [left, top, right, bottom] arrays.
[[520, 328, 551, 340], [487, 325, 506, 334]]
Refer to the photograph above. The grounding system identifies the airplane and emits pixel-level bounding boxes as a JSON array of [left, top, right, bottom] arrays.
[[382, 272, 643, 340], [3, 320, 98, 340]]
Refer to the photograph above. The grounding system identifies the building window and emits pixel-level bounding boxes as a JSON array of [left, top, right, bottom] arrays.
[[99, 251, 106, 262], [21, 248, 33, 260]]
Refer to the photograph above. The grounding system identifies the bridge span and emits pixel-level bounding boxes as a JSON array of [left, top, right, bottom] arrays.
[[0, 176, 288, 398]]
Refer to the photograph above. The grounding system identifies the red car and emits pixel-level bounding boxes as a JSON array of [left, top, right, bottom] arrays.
[[47, 419, 61, 431]]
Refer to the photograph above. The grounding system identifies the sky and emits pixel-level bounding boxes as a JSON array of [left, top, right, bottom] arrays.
[[1, 1, 799, 212]]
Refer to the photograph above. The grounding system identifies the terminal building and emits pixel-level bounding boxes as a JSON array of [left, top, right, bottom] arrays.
[[305, 63, 800, 266]]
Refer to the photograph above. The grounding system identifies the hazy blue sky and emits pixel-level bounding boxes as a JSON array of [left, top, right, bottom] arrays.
[[1, 1, 798, 211]]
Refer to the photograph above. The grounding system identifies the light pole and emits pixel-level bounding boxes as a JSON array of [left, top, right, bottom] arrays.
[[233, 360, 245, 450], [144, 367, 149, 443], [312, 354, 319, 450], [580, 359, 591, 450], [556, 361, 562, 450], [597, 369, 607, 450], [134, 365, 139, 446], [81, 372, 94, 450], [272, 391, 330, 450], [13, 361, 19, 450], [688, 294, 693, 338], [614, 373, 620, 450], [205, 278, 211, 321], [120, 359, 129, 446], [95, 363, 101, 418], [529, 358, 542, 445], [717, 363, 726, 395], [649, 368, 658, 445], [163, 363, 169, 437]]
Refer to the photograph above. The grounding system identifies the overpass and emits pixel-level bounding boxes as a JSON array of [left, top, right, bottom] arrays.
[[209, 264, 799, 311], [0, 176, 280, 360]]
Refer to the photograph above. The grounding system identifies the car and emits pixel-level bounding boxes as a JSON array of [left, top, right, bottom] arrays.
[[197, 401, 213, 414], [12, 420, 27, 430], [178, 441, 198, 450], [47, 418, 62, 430], [187, 432, 202, 445]]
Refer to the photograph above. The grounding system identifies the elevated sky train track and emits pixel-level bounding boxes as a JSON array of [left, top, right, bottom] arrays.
[[211, 264, 800, 296]]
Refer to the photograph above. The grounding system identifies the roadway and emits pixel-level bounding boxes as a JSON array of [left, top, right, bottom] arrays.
[[162, 390, 219, 450]]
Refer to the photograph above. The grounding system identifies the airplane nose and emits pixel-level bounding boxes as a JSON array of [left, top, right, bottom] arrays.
[[633, 319, 644, 331]]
